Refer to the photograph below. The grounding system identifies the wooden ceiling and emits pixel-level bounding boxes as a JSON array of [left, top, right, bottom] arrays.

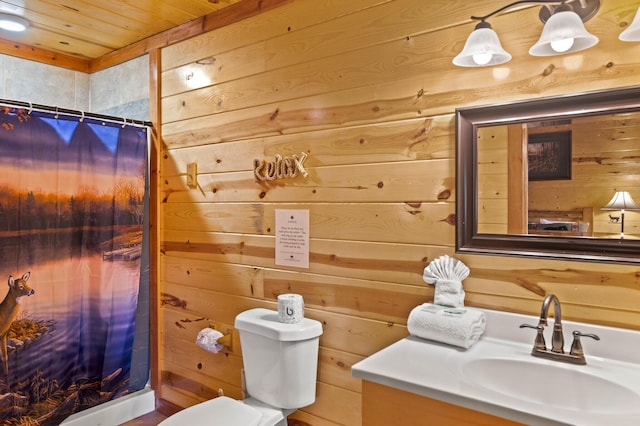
[[0, 0, 289, 72]]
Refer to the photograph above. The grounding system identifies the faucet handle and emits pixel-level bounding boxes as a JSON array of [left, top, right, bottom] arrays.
[[570, 330, 600, 358], [520, 323, 546, 350], [520, 323, 542, 330]]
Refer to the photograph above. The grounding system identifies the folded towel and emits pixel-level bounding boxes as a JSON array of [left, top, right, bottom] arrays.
[[423, 255, 470, 284], [407, 303, 486, 349], [434, 289, 465, 308], [423, 256, 470, 307], [434, 279, 462, 293], [434, 279, 465, 308]]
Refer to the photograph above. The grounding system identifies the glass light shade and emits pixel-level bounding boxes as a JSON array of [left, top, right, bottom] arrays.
[[602, 191, 640, 211], [529, 11, 598, 56], [0, 13, 29, 32], [619, 7, 640, 41], [453, 23, 512, 67]]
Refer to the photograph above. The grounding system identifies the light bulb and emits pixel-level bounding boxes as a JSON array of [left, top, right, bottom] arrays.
[[0, 19, 26, 32], [472, 52, 493, 65], [550, 37, 574, 53]]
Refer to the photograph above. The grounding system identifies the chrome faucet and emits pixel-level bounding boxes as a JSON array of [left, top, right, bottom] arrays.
[[520, 294, 599, 365], [539, 294, 564, 353]]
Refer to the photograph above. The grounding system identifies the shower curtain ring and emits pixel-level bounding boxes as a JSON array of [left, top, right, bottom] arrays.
[[122, 117, 127, 128], [28, 103, 32, 114], [54, 107, 59, 119], [79, 111, 85, 122]]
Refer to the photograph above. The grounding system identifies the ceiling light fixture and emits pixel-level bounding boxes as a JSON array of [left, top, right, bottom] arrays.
[[0, 13, 29, 32], [619, 6, 640, 41], [453, 0, 600, 67]]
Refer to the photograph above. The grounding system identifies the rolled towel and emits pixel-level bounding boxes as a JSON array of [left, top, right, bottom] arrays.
[[434, 279, 465, 308], [407, 303, 486, 349]]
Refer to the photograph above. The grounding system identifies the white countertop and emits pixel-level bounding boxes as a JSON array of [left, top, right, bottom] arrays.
[[352, 308, 640, 425]]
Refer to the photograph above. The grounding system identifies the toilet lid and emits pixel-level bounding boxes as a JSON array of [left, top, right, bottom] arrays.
[[159, 396, 262, 426]]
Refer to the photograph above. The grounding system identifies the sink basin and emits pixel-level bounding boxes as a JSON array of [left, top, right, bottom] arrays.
[[462, 358, 640, 414], [352, 307, 640, 425]]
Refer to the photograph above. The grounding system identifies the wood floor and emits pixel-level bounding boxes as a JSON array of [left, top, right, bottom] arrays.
[[120, 410, 168, 426]]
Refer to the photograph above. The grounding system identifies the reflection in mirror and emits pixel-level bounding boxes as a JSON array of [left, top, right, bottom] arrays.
[[476, 112, 640, 239], [456, 86, 640, 264]]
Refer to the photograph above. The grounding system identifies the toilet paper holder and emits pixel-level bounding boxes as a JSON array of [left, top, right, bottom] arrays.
[[217, 333, 232, 347], [196, 327, 233, 353]]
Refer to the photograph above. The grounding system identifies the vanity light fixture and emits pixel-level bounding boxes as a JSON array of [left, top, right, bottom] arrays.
[[453, 0, 600, 67], [601, 191, 640, 239], [619, 6, 640, 41], [452, 20, 512, 67], [0, 13, 29, 32]]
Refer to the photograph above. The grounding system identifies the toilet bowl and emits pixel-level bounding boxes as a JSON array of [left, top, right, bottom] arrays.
[[159, 396, 292, 426], [159, 308, 323, 426]]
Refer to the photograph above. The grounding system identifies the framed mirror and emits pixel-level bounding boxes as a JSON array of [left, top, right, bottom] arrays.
[[456, 86, 640, 264]]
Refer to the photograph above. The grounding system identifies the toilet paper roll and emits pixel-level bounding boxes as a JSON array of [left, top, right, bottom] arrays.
[[196, 328, 225, 353], [278, 293, 304, 324]]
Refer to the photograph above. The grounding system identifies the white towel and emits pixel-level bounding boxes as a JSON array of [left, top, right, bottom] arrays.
[[407, 303, 486, 349], [423, 256, 470, 307], [422, 255, 470, 283], [434, 289, 465, 308], [434, 279, 465, 308]]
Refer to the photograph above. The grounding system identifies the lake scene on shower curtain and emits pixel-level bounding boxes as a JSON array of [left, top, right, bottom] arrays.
[[0, 107, 148, 425]]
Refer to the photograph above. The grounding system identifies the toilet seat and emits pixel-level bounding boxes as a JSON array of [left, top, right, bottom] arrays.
[[159, 396, 262, 426]]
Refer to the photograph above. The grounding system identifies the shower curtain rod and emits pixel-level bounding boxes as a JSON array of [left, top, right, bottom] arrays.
[[0, 98, 152, 129]]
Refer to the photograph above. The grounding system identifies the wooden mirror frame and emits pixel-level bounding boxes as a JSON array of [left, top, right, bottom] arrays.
[[456, 86, 640, 264]]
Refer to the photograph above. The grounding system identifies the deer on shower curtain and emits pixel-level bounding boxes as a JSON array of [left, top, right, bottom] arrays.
[[0, 105, 148, 425]]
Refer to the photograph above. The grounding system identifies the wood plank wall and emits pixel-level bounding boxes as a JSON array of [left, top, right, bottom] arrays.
[[157, 0, 640, 424], [477, 125, 510, 234]]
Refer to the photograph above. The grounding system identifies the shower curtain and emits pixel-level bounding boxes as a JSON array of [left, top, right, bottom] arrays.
[[0, 105, 148, 425]]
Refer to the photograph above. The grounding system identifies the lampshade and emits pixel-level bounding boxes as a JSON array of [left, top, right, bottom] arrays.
[[0, 13, 29, 32], [601, 191, 640, 211], [619, 7, 640, 41], [452, 21, 512, 67], [529, 11, 598, 56]]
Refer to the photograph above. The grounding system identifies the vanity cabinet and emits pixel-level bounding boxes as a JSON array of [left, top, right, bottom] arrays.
[[361, 381, 523, 426]]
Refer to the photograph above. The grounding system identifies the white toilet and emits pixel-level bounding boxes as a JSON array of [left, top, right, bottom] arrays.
[[160, 308, 323, 426]]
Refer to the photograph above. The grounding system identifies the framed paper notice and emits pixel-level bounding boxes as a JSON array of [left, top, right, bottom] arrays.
[[275, 209, 310, 268]]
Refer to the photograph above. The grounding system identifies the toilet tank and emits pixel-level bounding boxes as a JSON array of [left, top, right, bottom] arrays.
[[235, 308, 323, 409]]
